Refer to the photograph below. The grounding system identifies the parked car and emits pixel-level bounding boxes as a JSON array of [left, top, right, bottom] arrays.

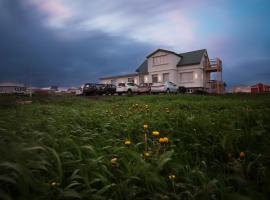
[[150, 81, 178, 94], [137, 83, 151, 94], [116, 82, 139, 95], [103, 84, 116, 95], [82, 83, 116, 95], [82, 83, 96, 95]]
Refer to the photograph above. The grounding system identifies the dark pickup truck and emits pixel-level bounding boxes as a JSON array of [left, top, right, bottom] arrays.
[[82, 83, 116, 96]]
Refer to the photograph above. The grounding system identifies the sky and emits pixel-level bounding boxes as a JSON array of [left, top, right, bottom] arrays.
[[0, 0, 269, 87]]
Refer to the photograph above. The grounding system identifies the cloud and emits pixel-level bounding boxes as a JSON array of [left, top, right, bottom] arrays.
[[0, 0, 269, 87]]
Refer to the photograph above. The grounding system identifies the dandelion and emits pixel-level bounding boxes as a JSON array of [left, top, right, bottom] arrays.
[[124, 140, 131, 146], [240, 151, 246, 158], [144, 124, 148, 129], [144, 152, 150, 157], [159, 137, 169, 143], [111, 157, 117, 163], [152, 131, 159, 136]]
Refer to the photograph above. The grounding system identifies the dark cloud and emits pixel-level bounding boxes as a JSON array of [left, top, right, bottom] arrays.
[[0, 0, 153, 87], [0, 0, 269, 87]]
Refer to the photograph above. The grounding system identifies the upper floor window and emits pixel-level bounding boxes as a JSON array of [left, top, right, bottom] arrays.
[[153, 55, 167, 65]]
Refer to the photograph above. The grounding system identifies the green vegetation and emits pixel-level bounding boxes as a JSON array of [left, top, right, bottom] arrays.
[[0, 94, 270, 199]]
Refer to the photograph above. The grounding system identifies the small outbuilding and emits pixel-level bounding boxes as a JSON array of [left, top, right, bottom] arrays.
[[250, 83, 270, 93]]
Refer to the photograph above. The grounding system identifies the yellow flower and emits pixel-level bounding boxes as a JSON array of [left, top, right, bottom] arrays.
[[152, 131, 160, 136], [143, 124, 148, 129], [144, 152, 150, 157], [163, 137, 169, 143], [159, 137, 169, 143], [240, 151, 246, 158], [169, 175, 176, 180], [49, 181, 58, 188], [124, 140, 131, 145], [111, 157, 118, 164]]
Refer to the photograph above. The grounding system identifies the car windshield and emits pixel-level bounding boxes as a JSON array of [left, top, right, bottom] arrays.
[[127, 83, 135, 86], [118, 83, 125, 86]]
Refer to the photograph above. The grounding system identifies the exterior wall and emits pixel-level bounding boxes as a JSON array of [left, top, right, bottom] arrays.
[[147, 51, 181, 84], [100, 75, 139, 85], [177, 64, 204, 88]]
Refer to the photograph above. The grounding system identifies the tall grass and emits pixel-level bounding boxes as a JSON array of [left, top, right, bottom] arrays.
[[0, 94, 270, 199]]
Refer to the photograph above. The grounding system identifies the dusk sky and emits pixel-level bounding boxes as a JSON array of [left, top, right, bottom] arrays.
[[0, 0, 269, 87]]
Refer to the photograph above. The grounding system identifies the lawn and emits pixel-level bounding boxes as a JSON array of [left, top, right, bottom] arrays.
[[0, 94, 270, 200]]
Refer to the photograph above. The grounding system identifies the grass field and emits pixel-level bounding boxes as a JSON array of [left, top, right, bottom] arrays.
[[0, 94, 270, 200]]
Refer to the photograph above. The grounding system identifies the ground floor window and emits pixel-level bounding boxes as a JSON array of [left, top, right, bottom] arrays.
[[163, 73, 169, 82], [128, 77, 134, 83], [152, 74, 158, 83]]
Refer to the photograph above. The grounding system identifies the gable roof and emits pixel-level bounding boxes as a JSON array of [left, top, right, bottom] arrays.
[[136, 60, 148, 73], [177, 49, 206, 66], [146, 48, 181, 58], [135, 49, 207, 74]]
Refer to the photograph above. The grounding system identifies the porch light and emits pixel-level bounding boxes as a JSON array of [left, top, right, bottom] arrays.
[[158, 75, 162, 82], [194, 73, 198, 79], [144, 76, 148, 83]]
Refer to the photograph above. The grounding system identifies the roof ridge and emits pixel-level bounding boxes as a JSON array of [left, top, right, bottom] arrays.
[[178, 49, 206, 55]]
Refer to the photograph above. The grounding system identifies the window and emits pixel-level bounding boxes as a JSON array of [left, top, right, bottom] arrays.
[[128, 78, 134, 83], [180, 72, 194, 83], [153, 55, 167, 65], [152, 74, 158, 83], [163, 73, 169, 82]]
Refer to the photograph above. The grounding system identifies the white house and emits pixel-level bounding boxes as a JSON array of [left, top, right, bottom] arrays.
[[100, 49, 224, 93]]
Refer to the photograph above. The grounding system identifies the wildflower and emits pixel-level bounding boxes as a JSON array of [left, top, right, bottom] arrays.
[[143, 124, 148, 129], [159, 137, 169, 143], [124, 140, 131, 146], [240, 151, 246, 158], [169, 175, 176, 181], [152, 131, 160, 136], [144, 152, 150, 157], [111, 157, 118, 164], [51, 181, 57, 187]]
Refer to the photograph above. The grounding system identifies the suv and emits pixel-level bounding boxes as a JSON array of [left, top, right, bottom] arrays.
[[82, 83, 116, 95], [82, 83, 96, 95], [116, 82, 139, 95], [150, 81, 178, 94]]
